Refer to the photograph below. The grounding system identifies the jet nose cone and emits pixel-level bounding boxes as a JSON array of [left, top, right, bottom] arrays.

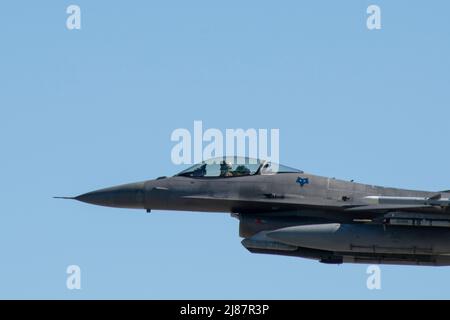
[[75, 181, 145, 209]]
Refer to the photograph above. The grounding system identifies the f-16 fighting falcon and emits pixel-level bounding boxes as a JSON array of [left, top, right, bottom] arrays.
[[57, 157, 450, 266]]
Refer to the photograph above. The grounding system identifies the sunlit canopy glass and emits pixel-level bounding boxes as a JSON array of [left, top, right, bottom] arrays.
[[260, 162, 303, 175], [176, 157, 262, 177], [176, 157, 302, 177]]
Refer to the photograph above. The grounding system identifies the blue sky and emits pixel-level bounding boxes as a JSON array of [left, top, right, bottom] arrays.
[[1, 1, 450, 299]]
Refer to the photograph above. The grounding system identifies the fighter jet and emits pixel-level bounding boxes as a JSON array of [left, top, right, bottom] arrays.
[[57, 157, 450, 266]]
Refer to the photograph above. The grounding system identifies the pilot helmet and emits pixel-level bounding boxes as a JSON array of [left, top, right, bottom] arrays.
[[220, 160, 232, 171]]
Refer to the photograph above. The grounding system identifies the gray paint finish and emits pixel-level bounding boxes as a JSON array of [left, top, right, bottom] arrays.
[[58, 158, 450, 266]]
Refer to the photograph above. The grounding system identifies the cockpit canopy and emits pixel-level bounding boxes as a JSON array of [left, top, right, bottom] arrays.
[[176, 157, 302, 178]]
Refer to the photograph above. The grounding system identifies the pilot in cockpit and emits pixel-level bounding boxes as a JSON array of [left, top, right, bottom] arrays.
[[233, 165, 251, 176], [220, 160, 233, 177], [192, 163, 207, 177]]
